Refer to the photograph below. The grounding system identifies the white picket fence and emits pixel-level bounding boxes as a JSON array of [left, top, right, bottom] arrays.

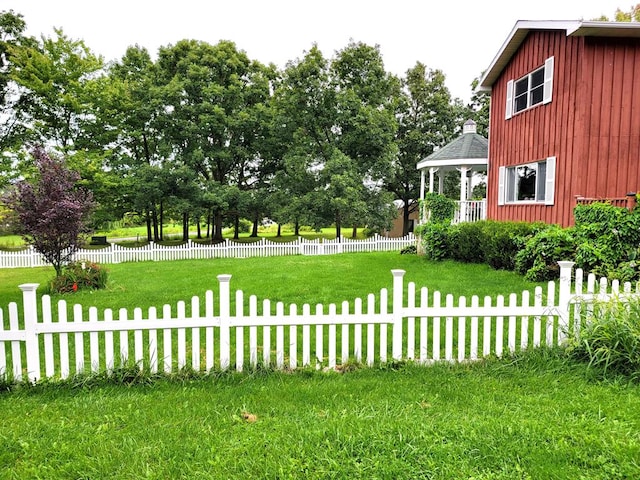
[[2, 261, 635, 383], [0, 234, 416, 269]]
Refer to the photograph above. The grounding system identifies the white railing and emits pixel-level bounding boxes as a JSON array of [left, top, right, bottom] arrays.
[[3, 262, 633, 383], [418, 200, 486, 225], [453, 200, 487, 224], [0, 233, 417, 269]]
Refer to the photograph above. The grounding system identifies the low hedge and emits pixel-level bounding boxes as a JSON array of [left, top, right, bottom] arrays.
[[417, 200, 640, 282], [420, 220, 542, 271]]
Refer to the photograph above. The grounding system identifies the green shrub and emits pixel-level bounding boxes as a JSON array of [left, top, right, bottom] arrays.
[[417, 223, 452, 260], [479, 221, 540, 271], [420, 193, 456, 224], [49, 261, 109, 294], [236, 218, 252, 234], [515, 225, 577, 281], [574, 242, 611, 276], [573, 202, 640, 281], [400, 244, 417, 255], [447, 222, 486, 263], [568, 298, 640, 381], [417, 219, 543, 272], [605, 259, 640, 284], [362, 227, 379, 238]]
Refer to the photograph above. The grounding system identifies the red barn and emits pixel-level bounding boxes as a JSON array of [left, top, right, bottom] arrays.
[[478, 20, 640, 227]]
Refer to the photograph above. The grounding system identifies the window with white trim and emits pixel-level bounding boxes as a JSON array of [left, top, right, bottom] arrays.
[[514, 67, 544, 113], [498, 156, 556, 205], [505, 56, 554, 119]]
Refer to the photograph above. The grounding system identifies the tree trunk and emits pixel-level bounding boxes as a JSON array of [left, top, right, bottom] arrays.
[[233, 214, 240, 240], [212, 211, 224, 243], [294, 219, 300, 237], [250, 213, 259, 237], [197, 219, 202, 239], [335, 211, 341, 241], [152, 207, 159, 242], [402, 200, 411, 236], [277, 223, 282, 237], [182, 211, 189, 241], [145, 211, 152, 242], [206, 212, 211, 239], [159, 200, 164, 241], [352, 225, 358, 238]]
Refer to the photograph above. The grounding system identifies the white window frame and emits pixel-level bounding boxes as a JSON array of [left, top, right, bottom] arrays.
[[498, 156, 556, 205], [505, 56, 554, 119]]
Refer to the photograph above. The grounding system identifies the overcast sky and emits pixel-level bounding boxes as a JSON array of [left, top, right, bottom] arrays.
[[2, 0, 627, 103]]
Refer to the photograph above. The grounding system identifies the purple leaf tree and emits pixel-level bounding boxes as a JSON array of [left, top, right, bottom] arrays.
[[4, 148, 94, 276]]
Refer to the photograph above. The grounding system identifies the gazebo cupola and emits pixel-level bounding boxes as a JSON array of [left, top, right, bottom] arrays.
[[416, 119, 488, 222]]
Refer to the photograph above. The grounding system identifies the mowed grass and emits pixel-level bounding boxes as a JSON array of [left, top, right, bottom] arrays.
[[0, 252, 539, 313], [1, 253, 640, 478], [2, 358, 640, 479]]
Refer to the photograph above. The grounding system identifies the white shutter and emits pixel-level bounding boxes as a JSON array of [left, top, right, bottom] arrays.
[[544, 156, 556, 205], [498, 166, 506, 205], [505, 80, 514, 119], [543, 56, 554, 104]]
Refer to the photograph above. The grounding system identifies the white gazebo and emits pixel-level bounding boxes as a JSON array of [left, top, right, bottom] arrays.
[[416, 119, 488, 223]]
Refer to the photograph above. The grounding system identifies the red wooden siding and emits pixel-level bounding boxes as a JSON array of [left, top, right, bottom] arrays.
[[486, 31, 640, 227], [578, 37, 640, 207]]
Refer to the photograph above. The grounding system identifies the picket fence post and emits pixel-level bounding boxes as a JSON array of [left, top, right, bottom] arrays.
[[19, 283, 40, 382], [30, 246, 37, 267], [218, 274, 232, 370], [391, 269, 406, 360], [557, 261, 575, 344]]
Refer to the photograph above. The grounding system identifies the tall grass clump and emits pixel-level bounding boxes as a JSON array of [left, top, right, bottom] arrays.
[[568, 298, 640, 381]]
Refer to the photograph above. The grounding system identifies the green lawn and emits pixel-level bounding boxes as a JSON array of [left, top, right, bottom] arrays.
[[1, 357, 639, 479], [0, 234, 23, 248], [1, 252, 538, 313], [1, 253, 639, 478]]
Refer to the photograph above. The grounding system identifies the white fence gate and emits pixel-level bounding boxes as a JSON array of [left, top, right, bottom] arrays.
[[0, 262, 635, 383]]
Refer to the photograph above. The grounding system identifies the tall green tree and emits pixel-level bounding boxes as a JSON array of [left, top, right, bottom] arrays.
[[276, 42, 398, 238], [0, 9, 36, 186], [388, 62, 464, 235], [268, 153, 320, 236], [467, 75, 489, 137], [9, 28, 104, 152], [331, 41, 399, 237], [157, 39, 274, 242], [98, 45, 169, 238]]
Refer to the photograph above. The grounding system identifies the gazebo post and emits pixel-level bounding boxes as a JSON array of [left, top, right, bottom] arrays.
[[459, 166, 470, 222], [428, 167, 437, 194]]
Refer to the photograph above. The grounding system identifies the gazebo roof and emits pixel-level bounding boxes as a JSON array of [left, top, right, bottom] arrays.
[[416, 120, 488, 170]]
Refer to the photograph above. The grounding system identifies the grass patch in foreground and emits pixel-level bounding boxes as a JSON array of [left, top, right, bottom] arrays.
[[1, 354, 639, 479]]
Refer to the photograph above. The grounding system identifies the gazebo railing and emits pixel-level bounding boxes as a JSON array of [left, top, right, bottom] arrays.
[[420, 199, 486, 225], [453, 199, 486, 224]]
